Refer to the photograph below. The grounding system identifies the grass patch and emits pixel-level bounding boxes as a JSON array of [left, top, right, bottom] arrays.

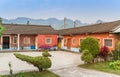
[[1, 70, 59, 77], [79, 61, 120, 75]]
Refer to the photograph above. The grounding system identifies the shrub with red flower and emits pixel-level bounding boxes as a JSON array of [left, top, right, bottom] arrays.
[[39, 45, 52, 50], [98, 46, 109, 61]]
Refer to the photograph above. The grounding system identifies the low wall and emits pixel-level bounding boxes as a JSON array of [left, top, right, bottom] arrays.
[[61, 46, 80, 52]]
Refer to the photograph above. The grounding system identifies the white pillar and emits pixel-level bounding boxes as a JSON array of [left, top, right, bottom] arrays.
[[17, 34, 20, 51], [0, 36, 2, 51], [35, 36, 38, 49]]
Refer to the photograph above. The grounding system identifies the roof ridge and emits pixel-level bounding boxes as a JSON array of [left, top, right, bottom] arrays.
[[58, 20, 120, 35], [2, 23, 51, 27], [58, 20, 120, 31]]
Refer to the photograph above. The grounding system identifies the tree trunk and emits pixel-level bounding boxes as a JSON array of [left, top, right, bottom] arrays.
[[38, 68, 43, 72]]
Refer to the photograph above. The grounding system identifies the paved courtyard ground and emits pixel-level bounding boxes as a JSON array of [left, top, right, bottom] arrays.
[[0, 51, 120, 77], [0, 51, 82, 75], [52, 66, 120, 77]]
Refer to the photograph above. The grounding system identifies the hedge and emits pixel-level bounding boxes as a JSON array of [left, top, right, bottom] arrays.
[[14, 53, 51, 71]]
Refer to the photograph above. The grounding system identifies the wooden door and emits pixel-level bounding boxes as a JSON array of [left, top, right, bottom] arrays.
[[67, 38, 71, 49]]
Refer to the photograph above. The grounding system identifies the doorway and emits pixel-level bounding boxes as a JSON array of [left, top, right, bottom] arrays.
[[67, 38, 71, 49], [3, 36, 10, 49]]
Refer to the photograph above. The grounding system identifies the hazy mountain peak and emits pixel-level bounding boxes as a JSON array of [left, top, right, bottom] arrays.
[[96, 20, 104, 24], [47, 18, 58, 20], [1, 17, 104, 29]]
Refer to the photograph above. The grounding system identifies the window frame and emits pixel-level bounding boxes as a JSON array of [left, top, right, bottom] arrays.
[[13, 36, 17, 44], [23, 37, 30, 44], [79, 38, 84, 45], [45, 38, 52, 44], [72, 38, 76, 45], [103, 38, 113, 48], [96, 37, 101, 44]]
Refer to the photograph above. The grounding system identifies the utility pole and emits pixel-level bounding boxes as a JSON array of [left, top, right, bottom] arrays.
[[73, 21, 76, 28], [63, 17, 66, 29], [27, 20, 30, 25], [60, 17, 67, 29]]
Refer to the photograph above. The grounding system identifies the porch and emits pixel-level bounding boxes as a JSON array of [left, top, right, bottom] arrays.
[[0, 34, 38, 51]]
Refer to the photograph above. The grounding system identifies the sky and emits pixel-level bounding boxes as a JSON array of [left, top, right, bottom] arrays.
[[0, 0, 120, 23]]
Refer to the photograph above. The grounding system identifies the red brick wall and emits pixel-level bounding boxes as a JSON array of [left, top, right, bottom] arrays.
[[0, 34, 57, 49], [20, 35, 36, 47], [38, 34, 58, 48], [63, 33, 117, 51]]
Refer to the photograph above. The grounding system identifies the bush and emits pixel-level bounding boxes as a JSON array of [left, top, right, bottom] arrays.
[[112, 50, 120, 60], [39, 45, 52, 50], [80, 37, 100, 58], [109, 60, 120, 70], [81, 49, 94, 64], [116, 41, 120, 51], [112, 42, 120, 60], [42, 50, 51, 57], [98, 46, 109, 61], [14, 53, 51, 71]]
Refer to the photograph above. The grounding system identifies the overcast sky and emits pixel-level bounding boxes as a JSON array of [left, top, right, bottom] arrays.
[[0, 0, 120, 23]]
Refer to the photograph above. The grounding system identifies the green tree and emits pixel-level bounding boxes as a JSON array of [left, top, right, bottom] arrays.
[[80, 37, 100, 58], [0, 18, 6, 36]]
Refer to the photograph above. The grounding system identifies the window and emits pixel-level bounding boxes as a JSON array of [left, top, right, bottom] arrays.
[[80, 39, 83, 42], [13, 36, 17, 44], [24, 37, 30, 44], [45, 38, 52, 44], [72, 38, 76, 45], [79, 39, 84, 44], [97, 39, 101, 43], [97, 39, 100, 42], [104, 39, 112, 47]]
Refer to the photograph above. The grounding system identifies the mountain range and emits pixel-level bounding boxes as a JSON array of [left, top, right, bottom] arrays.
[[2, 17, 104, 30]]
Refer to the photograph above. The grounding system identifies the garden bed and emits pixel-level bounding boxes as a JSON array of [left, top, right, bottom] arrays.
[[1, 70, 59, 77], [79, 61, 120, 75]]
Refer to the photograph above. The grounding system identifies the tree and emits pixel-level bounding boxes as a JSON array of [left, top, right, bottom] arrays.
[[0, 18, 6, 36], [0, 18, 2, 24], [80, 37, 100, 58]]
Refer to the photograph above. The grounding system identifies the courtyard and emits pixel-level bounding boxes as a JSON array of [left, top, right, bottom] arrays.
[[0, 51, 119, 77]]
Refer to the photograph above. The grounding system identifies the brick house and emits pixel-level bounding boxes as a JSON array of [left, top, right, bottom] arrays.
[[0, 24, 58, 51], [58, 20, 120, 52], [2, 20, 120, 52]]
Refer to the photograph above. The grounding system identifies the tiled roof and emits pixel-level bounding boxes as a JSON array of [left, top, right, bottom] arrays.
[[2, 24, 57, 34], [58, 20, 120, 35]]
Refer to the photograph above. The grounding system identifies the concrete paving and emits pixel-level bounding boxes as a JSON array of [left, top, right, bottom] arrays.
[[52, 66, 120, 77], [0, 51, 120, 77], [0, 51, 82, 75]]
